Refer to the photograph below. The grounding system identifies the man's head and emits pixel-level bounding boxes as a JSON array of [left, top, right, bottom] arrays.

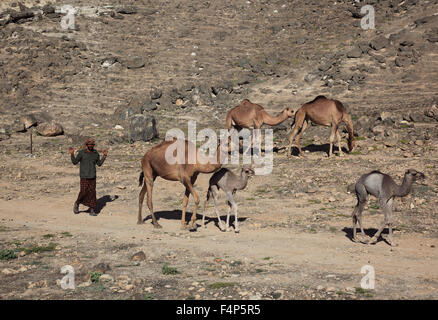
[[85, 138, 96, 151]]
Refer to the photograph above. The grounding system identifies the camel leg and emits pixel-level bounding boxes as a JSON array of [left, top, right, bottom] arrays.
[[138, 182, 147, 224], [352, 200, 367, 242], [385, 199, 397, 246], [369, 198, 390, 244], [211, 187, 225, 231], [287, 112, 305, 157], [336, 129, 344, 157], [181, 189, 190, 230], [181, 178, 200, 231], [295, 120, 309, 156], [328, 124, 337, 158], [145, 176, 161, 228], [202, 189, 211, 228], [227, 194, 240, 233], [353, 184, 368, 242], [224, 195, 232, 232], [210, 186, 225, 231]]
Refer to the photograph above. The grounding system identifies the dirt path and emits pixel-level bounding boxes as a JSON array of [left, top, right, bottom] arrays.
[[1, 177, 437, 299]]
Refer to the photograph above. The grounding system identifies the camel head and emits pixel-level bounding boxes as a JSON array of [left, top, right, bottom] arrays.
[[283, 107, 295, 118], [405, 169, 425, 181], [241, 166, 255, 178]]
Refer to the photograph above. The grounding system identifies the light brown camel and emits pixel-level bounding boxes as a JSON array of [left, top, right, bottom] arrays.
[[286, 95, 354, 158], [226, 99, 295, 153], [138, 138, 225, 230]]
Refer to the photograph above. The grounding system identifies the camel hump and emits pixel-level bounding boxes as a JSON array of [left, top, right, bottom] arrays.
[[309, 95, 327, 103]]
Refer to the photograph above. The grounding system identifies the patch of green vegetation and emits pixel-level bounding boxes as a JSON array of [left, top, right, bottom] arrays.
[[355, 287, 374, 297], [263, 257, 271, 260], [61, 232, 73, 237], [309, 228, 317, 233], [42, 234, 55, 239], [350, 151, 362, 155], [354, 136, 366, 141], [351, 115, 358, 121], [0, 249, 18, 260], [336, 290, 345, 295], [162, 264, 179, 275], [308, 199, 321, 204], [89, 271, 102, 283], [86, 283, 105, 292], [369, 202, 380, 210], [24, 261, 43, 266], [20, 243, 58, 254], [207, 282, 238, 289], [256, 187, 269, 194], [399, 124, 410, 129], [145, 293, 153, 300], [0, 225, 10, 232], [329, 226, 337, 233], [246, 197, 255, 201], [230, 260, 242, 267]]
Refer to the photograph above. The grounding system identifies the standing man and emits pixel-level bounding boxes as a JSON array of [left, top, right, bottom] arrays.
[[69, 137, 107, 216]]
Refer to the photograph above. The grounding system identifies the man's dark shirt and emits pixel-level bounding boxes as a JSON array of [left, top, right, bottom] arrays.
[[71, 149, 106, 179]]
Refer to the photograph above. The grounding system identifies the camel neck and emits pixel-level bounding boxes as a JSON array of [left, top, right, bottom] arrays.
[[263, 110, 288, 126], [395, 175, 413, 197]]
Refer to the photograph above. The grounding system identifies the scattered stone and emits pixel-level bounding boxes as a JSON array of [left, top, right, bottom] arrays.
[[20, 114, 37, 129], [2, 268, 17, 275], [150, 87, 162, 100], [101, 56, 118, 68], [304, 73, 318, 84], [316, 285, 324, 291], [99, 274, 115, 283], [370, 36, 389, 51], [36, 121, 64, 136], [116, 6, 138, 15], [424, 105, 438, 121], [28, 280, 47, 289], [131, 251, 146, 261], [125, 56, 145, 69], [128, 114, 158, 142], [372, 125, 386, 136], [347, 46, 362, 58], [78, 281, 92, 287], [92, 263, 111, 274], [124, 284, 134, 291]]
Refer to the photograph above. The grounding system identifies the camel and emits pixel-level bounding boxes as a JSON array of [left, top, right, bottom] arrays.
[[138, 138, 226, 230], [351, 169, 425, 246], [286, 95, 354, 158], [202, 166, 255, 232], [226, 99, 295, 154]]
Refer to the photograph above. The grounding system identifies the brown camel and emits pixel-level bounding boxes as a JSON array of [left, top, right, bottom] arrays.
[[286, 95, 354, 158], [226, 99, 295, 153], [138, 138, 225, 230]]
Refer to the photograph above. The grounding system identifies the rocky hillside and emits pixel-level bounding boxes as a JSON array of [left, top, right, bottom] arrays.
[[0, 0, 437, 146]]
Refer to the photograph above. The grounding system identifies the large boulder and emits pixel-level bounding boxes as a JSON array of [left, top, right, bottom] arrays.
[[36, 121, 64, 137], [129, 115, 158, 142]]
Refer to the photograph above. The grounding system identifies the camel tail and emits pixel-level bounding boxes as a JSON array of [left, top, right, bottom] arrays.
[[343, 112, 355, 152], [138, 171, 144, 187]]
